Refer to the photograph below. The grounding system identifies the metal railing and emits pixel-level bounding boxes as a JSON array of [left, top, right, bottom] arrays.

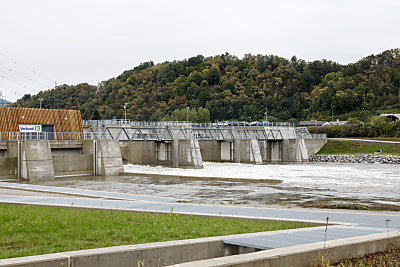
[[0, 132, 89, 141], [310, 133, 328, 139], [87, 127, 284, 142], [83, 119, 131, 126], [82, 120, 295, 128]]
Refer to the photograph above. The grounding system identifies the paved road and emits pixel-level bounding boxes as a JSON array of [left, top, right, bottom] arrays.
[[0, 182, 399, 251], [334, 138, 400, 145]]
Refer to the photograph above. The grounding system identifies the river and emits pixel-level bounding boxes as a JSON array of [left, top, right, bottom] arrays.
[[34, 162, 400, 206]]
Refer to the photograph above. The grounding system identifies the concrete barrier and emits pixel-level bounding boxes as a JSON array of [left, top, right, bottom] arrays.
[[0, 229, 398, 267], [0, 228, 319, 267], [174, 231, 400, 267]]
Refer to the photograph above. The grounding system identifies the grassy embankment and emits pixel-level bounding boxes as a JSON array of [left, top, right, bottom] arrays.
[[0, 204, 309, 259], [316, 139, 400, 155]]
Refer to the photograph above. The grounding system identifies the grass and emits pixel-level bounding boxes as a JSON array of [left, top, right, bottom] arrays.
[[0, 204, 309, 259], [297, 202, 400, 212], [316, 245, 400, 266], [316, 140, 400, 155]]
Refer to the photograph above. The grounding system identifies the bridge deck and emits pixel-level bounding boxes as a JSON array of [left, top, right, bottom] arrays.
[[88, 127, 284, 142]]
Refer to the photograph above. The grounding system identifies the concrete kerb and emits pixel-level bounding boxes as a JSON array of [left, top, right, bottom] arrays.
[[1, 228, 398, 267], [0, 226, 350, 267], [173, 231, 400, 267]]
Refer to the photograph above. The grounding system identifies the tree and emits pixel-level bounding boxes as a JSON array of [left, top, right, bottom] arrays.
[[198, 107, 210, 123], [205, 66, 221, 86], [91, 110, 101, 120]]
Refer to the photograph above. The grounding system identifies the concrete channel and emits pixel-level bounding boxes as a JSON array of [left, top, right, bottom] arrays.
[[0, 183, 399, 267]]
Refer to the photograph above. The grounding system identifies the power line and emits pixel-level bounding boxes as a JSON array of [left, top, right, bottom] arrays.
[[0, 63, 52, 88], [0, 81, 27, 95], [0, 69, 44, 90], [0, 52, 56, 83], [0, 73, 45, 93]]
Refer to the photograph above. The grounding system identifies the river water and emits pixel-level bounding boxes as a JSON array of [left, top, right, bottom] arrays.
[[35, 162, 400, 206]]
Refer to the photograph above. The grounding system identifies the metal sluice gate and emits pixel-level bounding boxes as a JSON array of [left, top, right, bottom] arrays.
[[87, 127, 284, 142]]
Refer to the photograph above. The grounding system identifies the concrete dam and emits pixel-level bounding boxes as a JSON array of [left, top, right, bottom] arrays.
[[0, 126, 327, 182]]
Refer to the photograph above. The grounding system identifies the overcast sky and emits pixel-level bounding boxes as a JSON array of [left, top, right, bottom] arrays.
[[1, 0, 399, 102]]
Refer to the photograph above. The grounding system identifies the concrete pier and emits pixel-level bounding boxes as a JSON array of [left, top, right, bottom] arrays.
[[21, 141, 55, 181], [0, 140, 124, 181]]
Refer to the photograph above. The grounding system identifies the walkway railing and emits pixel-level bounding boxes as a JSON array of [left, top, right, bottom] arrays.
[[0, 132, 88, 141], [87, 127, 284, 142], [82, 120, 295, 128], [310, 133, 328, 139]]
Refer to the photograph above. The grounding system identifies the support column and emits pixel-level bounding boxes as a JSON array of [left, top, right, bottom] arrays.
[[234, 139, 241, 163], [270, 141, 283, 163], [189, 140, 203, 169], [96, 140, 124, 176], [20, 140, 55, 181], [173, 139, 179, 168], [250, 139, 263, 165], [297, 139, 309, 162]]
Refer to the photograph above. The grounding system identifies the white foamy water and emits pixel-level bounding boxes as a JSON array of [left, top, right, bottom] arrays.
[[123, 162, 400, 205], [37, 162, 400, 206]]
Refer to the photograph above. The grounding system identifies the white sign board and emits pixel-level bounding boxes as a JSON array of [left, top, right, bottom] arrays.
[[19, 125, 42, 132]]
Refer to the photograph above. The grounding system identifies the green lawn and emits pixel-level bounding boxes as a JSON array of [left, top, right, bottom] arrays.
[[317, 140, 400, 155], [0, 204, 309, 259]]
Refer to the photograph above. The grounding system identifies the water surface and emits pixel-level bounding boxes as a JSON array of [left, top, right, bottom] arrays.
[[33, 162, 400, 206]]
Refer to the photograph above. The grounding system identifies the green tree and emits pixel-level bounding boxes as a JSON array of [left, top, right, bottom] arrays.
[[198, 107, 210, 123]]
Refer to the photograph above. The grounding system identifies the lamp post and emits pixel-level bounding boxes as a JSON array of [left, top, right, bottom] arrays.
[[187, 106, 189, 123], [331, 105, 335, 125], [264, 108, 268, 125], [39, 98, 43, 109], [124, 103, 127, 121]]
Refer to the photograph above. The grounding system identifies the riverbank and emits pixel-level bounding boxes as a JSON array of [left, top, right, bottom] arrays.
[[309, 154, 400, 164], [316, 139, 400, 155]]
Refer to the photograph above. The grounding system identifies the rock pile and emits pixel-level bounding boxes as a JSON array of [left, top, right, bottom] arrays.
[[309, 154, 400, 164]]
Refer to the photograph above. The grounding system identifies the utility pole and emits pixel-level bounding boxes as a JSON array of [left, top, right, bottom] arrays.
[[0, 91, 3, 107], [187, 106, 189, 123], [39, 98, 43, 109], [331, 105, 335, 125], [54, 82, 57, 109]]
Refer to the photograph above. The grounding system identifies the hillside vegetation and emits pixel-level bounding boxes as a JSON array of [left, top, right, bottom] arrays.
[[11, 49, 400, 122]]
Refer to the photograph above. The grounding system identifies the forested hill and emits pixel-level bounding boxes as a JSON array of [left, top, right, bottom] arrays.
[[11, 49, 400, 122]]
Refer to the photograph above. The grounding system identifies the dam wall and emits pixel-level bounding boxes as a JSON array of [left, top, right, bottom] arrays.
[[0, 137, 327, 181]]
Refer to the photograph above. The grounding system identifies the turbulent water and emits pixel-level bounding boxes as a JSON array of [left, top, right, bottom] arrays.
[[35, 162, 400, 206]]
